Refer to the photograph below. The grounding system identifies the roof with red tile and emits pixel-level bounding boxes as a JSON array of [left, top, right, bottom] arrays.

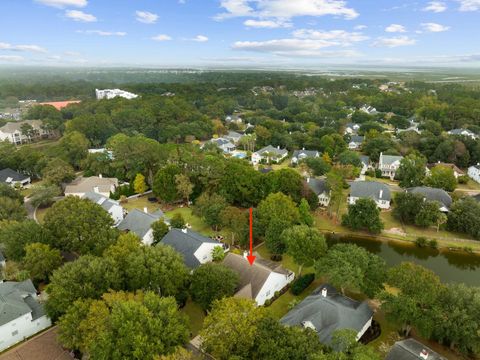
[[38, 101, 81, 110]]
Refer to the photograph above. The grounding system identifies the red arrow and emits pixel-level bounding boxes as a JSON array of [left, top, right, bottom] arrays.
[[247, 207, 256, 265]]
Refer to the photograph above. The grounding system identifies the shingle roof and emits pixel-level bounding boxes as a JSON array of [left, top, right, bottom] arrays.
[[281, 284, 373, 345], [380, 153, 403, 166], [407, 187, 452, 209], [360, 155, 370, 167], [223, 253, 290, 300], [350, 181, 391, 202], [448, 128, 475, 136], [0, 120, 44, 134], [160, 228, 220, 268], [0, 168, 30, 183], [117, 209, 164, 239], [0, 280, 42, 326], [255, 145, 288, 157], [307, 178, 329, 196], [427, 163, 464, 175], [350, 135, 364, 144], [386, 339, 446, 360], [83, 191, 120, 212], [64, 176, 118, 195], [292, 150, 319, 159]]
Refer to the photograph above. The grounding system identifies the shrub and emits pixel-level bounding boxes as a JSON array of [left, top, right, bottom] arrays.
[[170, 213, 185, 228], [291, 273, 315, 295], [428, 239, 438, 249], [457, 175, 469, 184], [415, 237, 428, 248], [270, 254, 283, 262]]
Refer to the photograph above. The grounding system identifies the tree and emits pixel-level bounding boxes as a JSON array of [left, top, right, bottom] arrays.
[[190, 263, 239, 310], [42, 157, 75, 186], [58, 131, 90, 168], [329, 329, 382, 360], [414, 201, 444, 228], [200, 297, 267, 360], [396, 153, 427, 188], [0, 197, 27, 221], [282, 226, 327, 275], [381, 262, 444, 337], [326, 168, 345, 221], [447, 197, 480, 239], [0, 220, 50, 261], [393, 192, 424, 224], [193, 192, 228, 230], [58, 291, 189, 359], [265, 169, 304, 203], [212, 246, 225, 262], [43, 196, 118, 255], [220, 206, 248, 246], [23, 243, 62, 282], [424, 165, 457, 192], [257, 193, 300, 255], [338, 150, 362, 168], [152, 220, 169, 244], [175, 174, 193, 205], [342, 198, 384, 234], [157, 347, 199, 360], [298, 198, 314, 226], [305, 157, 331, 176], [46, 255, 122, 319], [316, 243, 386, 297], [0, 183, 24, 203], [170, 213, 185, 229], [133, 173, 148, 194], [153, 165, 182, 203], [29, 184, 61, 208]]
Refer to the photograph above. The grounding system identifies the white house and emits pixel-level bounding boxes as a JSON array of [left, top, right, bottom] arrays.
[[225, 114, 243, 124], [306, 178, 330, 207], [468, 164, 480, 183], [252, 145, 288, 165], [0, 120, 51, 145], [281, 284, 374, 345], [64, 175, 118, 198], [344, 123, 360, 135], [117, 208, 165, 246], [161, 228, 228, 269], [448, 128, 478, 140], [360, 155, 371, 175], [223, 253, 294, 306], [225, 130, 243, 144], [360, 105, 378, 115], [0, 168, 31, 188], [348, 181, 391, 209], [83, 192, 124, 225], [208, 137, 236, 154], [348, 135, 364, 150], [95, 89, 138, 100], [378, 152, 403, 180], [386, 339, 446, 360], [407, 187, 452, 213], [291, 149, 320, 165], [0, 280, 52, 352]]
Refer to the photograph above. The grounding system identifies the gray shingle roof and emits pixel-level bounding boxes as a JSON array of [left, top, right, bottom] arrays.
[[64, 176, 118, 195], [255, 145, 288, 157], [350, 181, 391, 202], [160, 229, 220, 268], [407, 187, 452, 209], [281, 284, 373, 345], [0, 120, 44, 134], [83, 192, 120, 212], [380, 153, 403, 166], [307, 178, 329, 196], [0, 280, 43, 326], [223, 253, 290, 300], [292, 150, 319, 159], [360, 155, 370, 167], [386, 339, 446, 360], [0, 168, 29, 183], [117, 209, 164, 239], [350, 135, 364, 144]]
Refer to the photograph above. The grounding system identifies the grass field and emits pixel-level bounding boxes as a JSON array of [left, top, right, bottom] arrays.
[[181, 299, 206, 337]]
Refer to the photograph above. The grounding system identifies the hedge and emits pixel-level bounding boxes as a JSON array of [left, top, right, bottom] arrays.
[[290, 273, 315, 295]]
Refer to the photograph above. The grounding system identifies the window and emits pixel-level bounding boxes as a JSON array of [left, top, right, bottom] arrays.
[[265, 290, 271, 297], [12, 330, 18, 337]]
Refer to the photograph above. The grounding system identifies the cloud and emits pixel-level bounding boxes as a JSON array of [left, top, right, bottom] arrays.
[[77, 30, 126, 36], [216, 0, 358, 20], [354, 25, 367, 30], [65, 10, 97, 22], [292, 29, 369, 45], [135, 10, 159, 24], [34, 0, 87, 8], [456, 0, 480, 11], [64, 51, 81, 56], [0, 42, 47, 53], [385, 24, 406, 33], [191, 35, 209, 42], [244, 19, 292, 28], [0, 55, 25, 62], [421, 22, 450, 32], [423, 1, 447, 12], [373, 36, 416, 47], [152, 34, 172, 41]]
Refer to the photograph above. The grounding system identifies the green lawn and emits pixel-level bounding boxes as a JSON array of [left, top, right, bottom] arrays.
[[35, 206, 49, 224], [165, 207, 218, 237], [456, 179, 480, 191], [121, 196, 162, 214], [181, 299, 206, 338]]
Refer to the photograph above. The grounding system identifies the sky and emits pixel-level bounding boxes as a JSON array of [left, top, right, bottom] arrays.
[[1, 0, 480, 68]]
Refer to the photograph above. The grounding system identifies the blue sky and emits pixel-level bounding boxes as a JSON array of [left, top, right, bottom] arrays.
[[1, 0, 480, 67]]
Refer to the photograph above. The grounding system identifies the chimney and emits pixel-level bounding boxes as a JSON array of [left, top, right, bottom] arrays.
[[302, 147, 305, 151], [93, 186, 100, 193], [277, 145, 280, 150], [420, 350, 429, 360], [181, 228, 188, 234], [144, 207, 148, 214], [321, 287, 328, 298], [99, 174, 103, 178], [307, 177, 310, 183], [243, 251, 248, 259], [379, 190, 383, 199]]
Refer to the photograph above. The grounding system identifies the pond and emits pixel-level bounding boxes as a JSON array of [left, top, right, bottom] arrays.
[[326, 234, 480, 286]]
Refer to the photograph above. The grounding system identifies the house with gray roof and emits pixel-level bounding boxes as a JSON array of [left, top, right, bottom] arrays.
[[117, 208, 165, 246], [160, 228, 227, 269], [252, 145, 288, 165], [281, 284, 373, 346], [64, 175, 118, 198], [83, 192, 124, 225], [0, 168, 31, 187], [291, 149, 320, 165], [348, 181, 391, 209], [348, 135, 364, 150], [0, 120, 51, 145], [306, 178, 330, 207], [386, 338, 446, 360], [360, 155, 371, 175], [344, 123, 360, 135], [0, 280, 52, 352], [223, 253, 294, 306], [378, 152, 404, 180], [407, 187, 452, 212], [225, 130, 243, 144], [208, 137, 236, 154], [448, 128, 477, 140]]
